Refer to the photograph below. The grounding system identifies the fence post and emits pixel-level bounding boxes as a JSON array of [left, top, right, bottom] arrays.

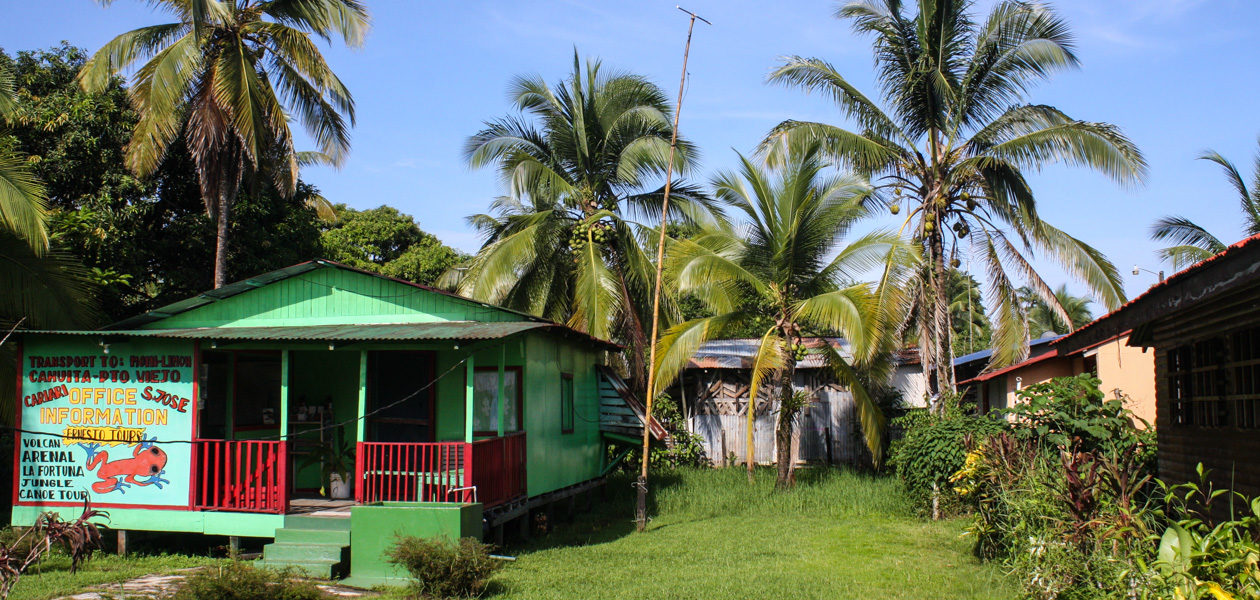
[[278, 441, 289, 514], [354, 442, 364, 504], [463, 442, 473, 503]]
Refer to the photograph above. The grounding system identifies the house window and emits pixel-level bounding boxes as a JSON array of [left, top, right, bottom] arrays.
[[473, 367, 522, 435], [1169, 345, 1192, 426], [1191, 338, 1230, 427], [1171, 328, 1260, 429], [561, 374, 574, 434], [1230, 327, 1260, 428]]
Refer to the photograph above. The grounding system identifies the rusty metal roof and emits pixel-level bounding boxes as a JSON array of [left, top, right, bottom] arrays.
[[1055, 232, 1260, 351], [21, 321, 592, 344], [684, 337, 853, 370]]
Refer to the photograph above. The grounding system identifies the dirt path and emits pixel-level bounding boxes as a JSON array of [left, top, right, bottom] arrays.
[[55, 569, 377, 599]]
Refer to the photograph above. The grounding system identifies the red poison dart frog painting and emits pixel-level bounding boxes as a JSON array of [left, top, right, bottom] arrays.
[[78, 436, 171, 495]]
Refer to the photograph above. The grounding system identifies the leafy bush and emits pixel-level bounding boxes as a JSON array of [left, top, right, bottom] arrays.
[[947, 375, 1162, 599], [171, 563, 327, 600], [1001, 374, 1155, 461], [1142, 466, 1260, 599], [890, 400, 1002, 515], [612, 393, 709, 472], [385, 536, 502, 599]]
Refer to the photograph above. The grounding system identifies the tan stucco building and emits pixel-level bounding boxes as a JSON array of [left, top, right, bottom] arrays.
[[965, 331, 1156, 428]]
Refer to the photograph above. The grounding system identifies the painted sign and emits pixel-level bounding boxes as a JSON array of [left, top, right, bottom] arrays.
[[17, 336, 195, 508]]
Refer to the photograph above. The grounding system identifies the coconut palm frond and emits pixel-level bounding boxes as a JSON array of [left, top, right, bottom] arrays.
[[817, 341, 886, 467]]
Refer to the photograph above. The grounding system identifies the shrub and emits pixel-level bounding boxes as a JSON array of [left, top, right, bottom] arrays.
[[1001, 374, 1155, 461], [171, 563, 327, 600], [385, 536, 501, 599], [949, 376, 1162, 599], [1142, 466, 1260, 599], [890, 401, 1002, 515], [611, 393, 709, 472]]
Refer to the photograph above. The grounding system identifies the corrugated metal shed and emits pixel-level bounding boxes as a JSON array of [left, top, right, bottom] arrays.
[[18, 321, 618, 345], [685, 337, 853, 370]]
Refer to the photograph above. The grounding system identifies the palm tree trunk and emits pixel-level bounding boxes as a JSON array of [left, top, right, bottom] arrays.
[[926, 225, 955, 411], [775, 335, 798, 489], [213, 188, 231, 289]]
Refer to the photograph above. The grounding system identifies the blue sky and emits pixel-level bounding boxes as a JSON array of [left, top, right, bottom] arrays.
[[3, 0, 1258, 306]]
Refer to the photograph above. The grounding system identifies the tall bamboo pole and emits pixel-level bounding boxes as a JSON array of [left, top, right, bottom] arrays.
[[636, 6, 709, 533]]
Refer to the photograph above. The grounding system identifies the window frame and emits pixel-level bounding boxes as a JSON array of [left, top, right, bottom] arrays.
[[560, 373, 575, 434], [472, 365, 524, 437]]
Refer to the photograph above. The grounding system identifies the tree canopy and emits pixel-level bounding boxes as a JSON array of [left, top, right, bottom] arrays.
[[320, 204, 464, 286], [764, 0, 1145, 400]]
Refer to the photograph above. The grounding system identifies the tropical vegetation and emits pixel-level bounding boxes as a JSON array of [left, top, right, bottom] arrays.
[[894, 374, 1260, 599], [1022, 283, 1092, 338], [80, 0, 370, 288], [764, 0, 1146, 402], [1151, 137, 1260, 268], [0, 53, 98, 334], [456, 53, 721, 394], [948, 269, 989, 357], [320, 204, 464, 286], [653, 143, 913, 485]]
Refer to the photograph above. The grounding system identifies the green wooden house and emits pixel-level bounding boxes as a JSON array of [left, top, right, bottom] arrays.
[[12, 260, 659, 582]]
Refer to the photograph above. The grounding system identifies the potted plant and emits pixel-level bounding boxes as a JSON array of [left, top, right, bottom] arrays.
[[300, 438, 354, 499]]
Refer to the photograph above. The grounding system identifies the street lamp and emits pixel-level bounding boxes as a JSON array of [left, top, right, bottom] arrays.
[[1132, 265, 1165, 282]]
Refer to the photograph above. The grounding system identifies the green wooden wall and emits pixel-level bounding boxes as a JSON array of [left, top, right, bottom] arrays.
[[429, 332, 603, 497], [141, 267, 524, 329]]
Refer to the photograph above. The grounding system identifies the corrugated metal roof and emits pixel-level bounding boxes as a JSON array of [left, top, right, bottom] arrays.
[[961, 348, 1064, 384], [21, 322, 566, 343], [953, 333, 1062, 367], [684, 337, 853, 370]]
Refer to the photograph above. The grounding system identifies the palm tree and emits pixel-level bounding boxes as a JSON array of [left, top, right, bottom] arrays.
[[0, 61, 49, 251], [0, 60, 97, 330], [458, 53, 721, 393], [948, 270, 989, 357], [78, 0, 369, 288], [1151, 138, 1260, 268], [764, 0, 1145, 400], [1023, 284, 1091, 338], [653, 143, 913, 487], [0, 60, 100, 422]]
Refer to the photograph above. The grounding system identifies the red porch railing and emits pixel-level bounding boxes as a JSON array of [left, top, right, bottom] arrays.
[[356, 441, 469, 504], [356, 434, 526, 508], [193, 440, 288, 514], [470, 432, 527, 508]]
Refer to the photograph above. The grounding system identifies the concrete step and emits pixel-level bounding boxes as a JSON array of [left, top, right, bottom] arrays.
[[258, 558, 341, 579], [263, 542, 348, 564], [275, 528, 351, 545], [283, 515, 351, 532]]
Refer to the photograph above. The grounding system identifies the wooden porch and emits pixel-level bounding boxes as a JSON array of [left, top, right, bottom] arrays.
[[189, 432, 527, 515]]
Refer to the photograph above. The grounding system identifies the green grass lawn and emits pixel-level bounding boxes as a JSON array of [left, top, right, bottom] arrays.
[[464, 467, 1016, 600], [8, 468, 1015, 599]]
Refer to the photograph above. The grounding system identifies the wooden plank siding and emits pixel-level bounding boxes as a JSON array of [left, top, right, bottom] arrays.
[[142, 267, 524, 329], [1148, 279, 1260, 500]]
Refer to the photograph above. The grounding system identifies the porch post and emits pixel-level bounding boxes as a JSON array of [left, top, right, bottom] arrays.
[[279, 350, 290, 439], [225, 353, 236, 440], [496, 345, 506, 437], [464, 352, 475, 443], [356, 351, 367, 443]]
